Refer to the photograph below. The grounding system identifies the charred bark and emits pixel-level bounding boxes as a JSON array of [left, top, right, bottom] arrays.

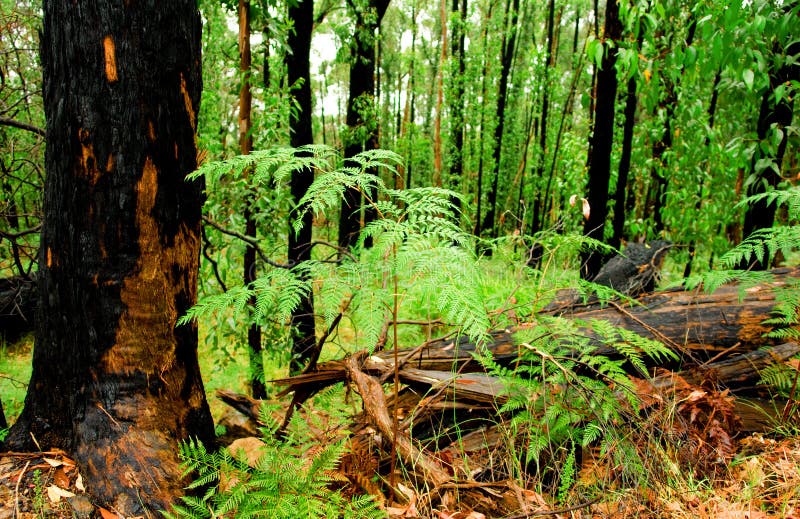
[[338, 0, 391, 251], [0, 275, 36, 341], [737, 39, 800, 270], [238, 0, 267, 399], [275, 267, 800, 398], [5, 1, 214, 513], [581, 0, 622, 279], [481, 0, 519, 241], [286, 0, 317, 374]]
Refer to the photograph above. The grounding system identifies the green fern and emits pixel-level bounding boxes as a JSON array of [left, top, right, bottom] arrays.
[[167, 402, 385, 519]]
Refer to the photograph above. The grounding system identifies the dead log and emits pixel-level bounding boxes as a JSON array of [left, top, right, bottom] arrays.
[[274, 267, 799, 398], [545, 266, 799, 360]]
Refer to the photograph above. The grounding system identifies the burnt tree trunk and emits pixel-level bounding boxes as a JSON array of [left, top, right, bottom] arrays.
[[338, 0, 391, 251], [448, 0, 467, 213], [737, 38, 799, 270], [481, 0, 519, 241], [275, 267, 800, 399], [581, 0, 621, 279], [5, 1, 214, 513], [531, 0, 555, 236], [286, 0, 317, 373]]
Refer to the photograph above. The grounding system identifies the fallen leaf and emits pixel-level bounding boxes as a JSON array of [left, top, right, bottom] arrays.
[[75, 474, 85, 492], [53, 467, 70, 488], [46, 484, 75, 502], [42, 457, 62, 468], [99, 507, 121, 519]]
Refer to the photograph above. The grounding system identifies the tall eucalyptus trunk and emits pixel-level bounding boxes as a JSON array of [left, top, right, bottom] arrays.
[[338, 0, 391, 251]]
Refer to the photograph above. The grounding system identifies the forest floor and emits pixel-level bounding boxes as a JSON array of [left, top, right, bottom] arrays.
[[1, 410, 800, 518], [2, 321, 800, 517]]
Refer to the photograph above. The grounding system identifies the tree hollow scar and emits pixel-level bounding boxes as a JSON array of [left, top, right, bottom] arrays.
[[104, 36, 118, 83]]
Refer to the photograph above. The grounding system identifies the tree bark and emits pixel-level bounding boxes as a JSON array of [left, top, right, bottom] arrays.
[[581, 0, 621, 280], [737, 38, 800, 270], [286, 0, 317, 374], [338, 0, 391, 251], [238, 0, 267, 399], [481, 0, 519, 241], [531, 0, 556, 236], [5, 1, 214, 514], [276, 267, 800, 397], [448, 0, 467, 212]]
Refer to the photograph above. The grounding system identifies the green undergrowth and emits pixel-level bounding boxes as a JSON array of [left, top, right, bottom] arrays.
[[0, 334, 33, 435]]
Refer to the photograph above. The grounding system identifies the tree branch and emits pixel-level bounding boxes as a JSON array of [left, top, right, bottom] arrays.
[[202, 216, 293, 269], [0, 117, 45, 137]]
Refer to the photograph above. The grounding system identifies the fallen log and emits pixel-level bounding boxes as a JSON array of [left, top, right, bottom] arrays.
[[545, 266, 800, 359], [345, 355, 451, 487], [274, 267, 799, 398]]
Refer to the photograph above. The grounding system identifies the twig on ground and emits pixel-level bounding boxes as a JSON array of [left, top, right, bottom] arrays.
[[14, 460, 30, 519]]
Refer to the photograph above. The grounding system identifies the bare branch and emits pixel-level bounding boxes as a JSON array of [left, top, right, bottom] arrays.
[[0, 117, 45, 137]]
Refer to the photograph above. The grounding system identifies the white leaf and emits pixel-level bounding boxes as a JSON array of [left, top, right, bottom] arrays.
[[582, 198, 591, 220], [47, 485, 75, 503]]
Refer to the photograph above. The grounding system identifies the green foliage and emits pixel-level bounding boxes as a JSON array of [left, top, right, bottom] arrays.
[[481, 308, 676, 480], [720, 186, 800, 270], [185, 146, 493, 369], [167, 402, 385, 519]]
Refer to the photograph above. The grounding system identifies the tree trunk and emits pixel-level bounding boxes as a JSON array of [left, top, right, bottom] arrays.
[[432, 0, 447, 185], [5, 1, 214, 514], [684, 69, 722, 278], [473, 3, 495, 239], [448, 0, 467, 213], [338, 0, 391, 251], [611, 64, 639, 250], [275, 267, 800, 397], [287, 0, 317, 374], [531, 0, 556, 236], [650, 16, 696, 235], [581, 0, 622, 280], [737, 39, 799, 270], [239, 0, 267, 399], [481, 0, 519, 240]]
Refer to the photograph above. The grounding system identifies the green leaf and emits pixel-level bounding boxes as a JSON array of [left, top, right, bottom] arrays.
[[743, 68, 755, 90]]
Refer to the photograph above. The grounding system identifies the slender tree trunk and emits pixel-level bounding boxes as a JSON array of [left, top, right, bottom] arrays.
[[404, 1, 417, 190], [482, 0, 519, 241], [611, 26, 646, 250], [650, 17, 696, 234], [473, 4, 494, 238], [684, 69, 722, 277], [432, 0, 447, 185], [338, 0, 391, 251], [286, 0, 317, 374], [737, 40, 799, 270], [238, 0, 266, 398], [531, 0, 556, 235], [448, 0, 467, 212], [581, 0, 622, 280], [5, 1, 213, 513]]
